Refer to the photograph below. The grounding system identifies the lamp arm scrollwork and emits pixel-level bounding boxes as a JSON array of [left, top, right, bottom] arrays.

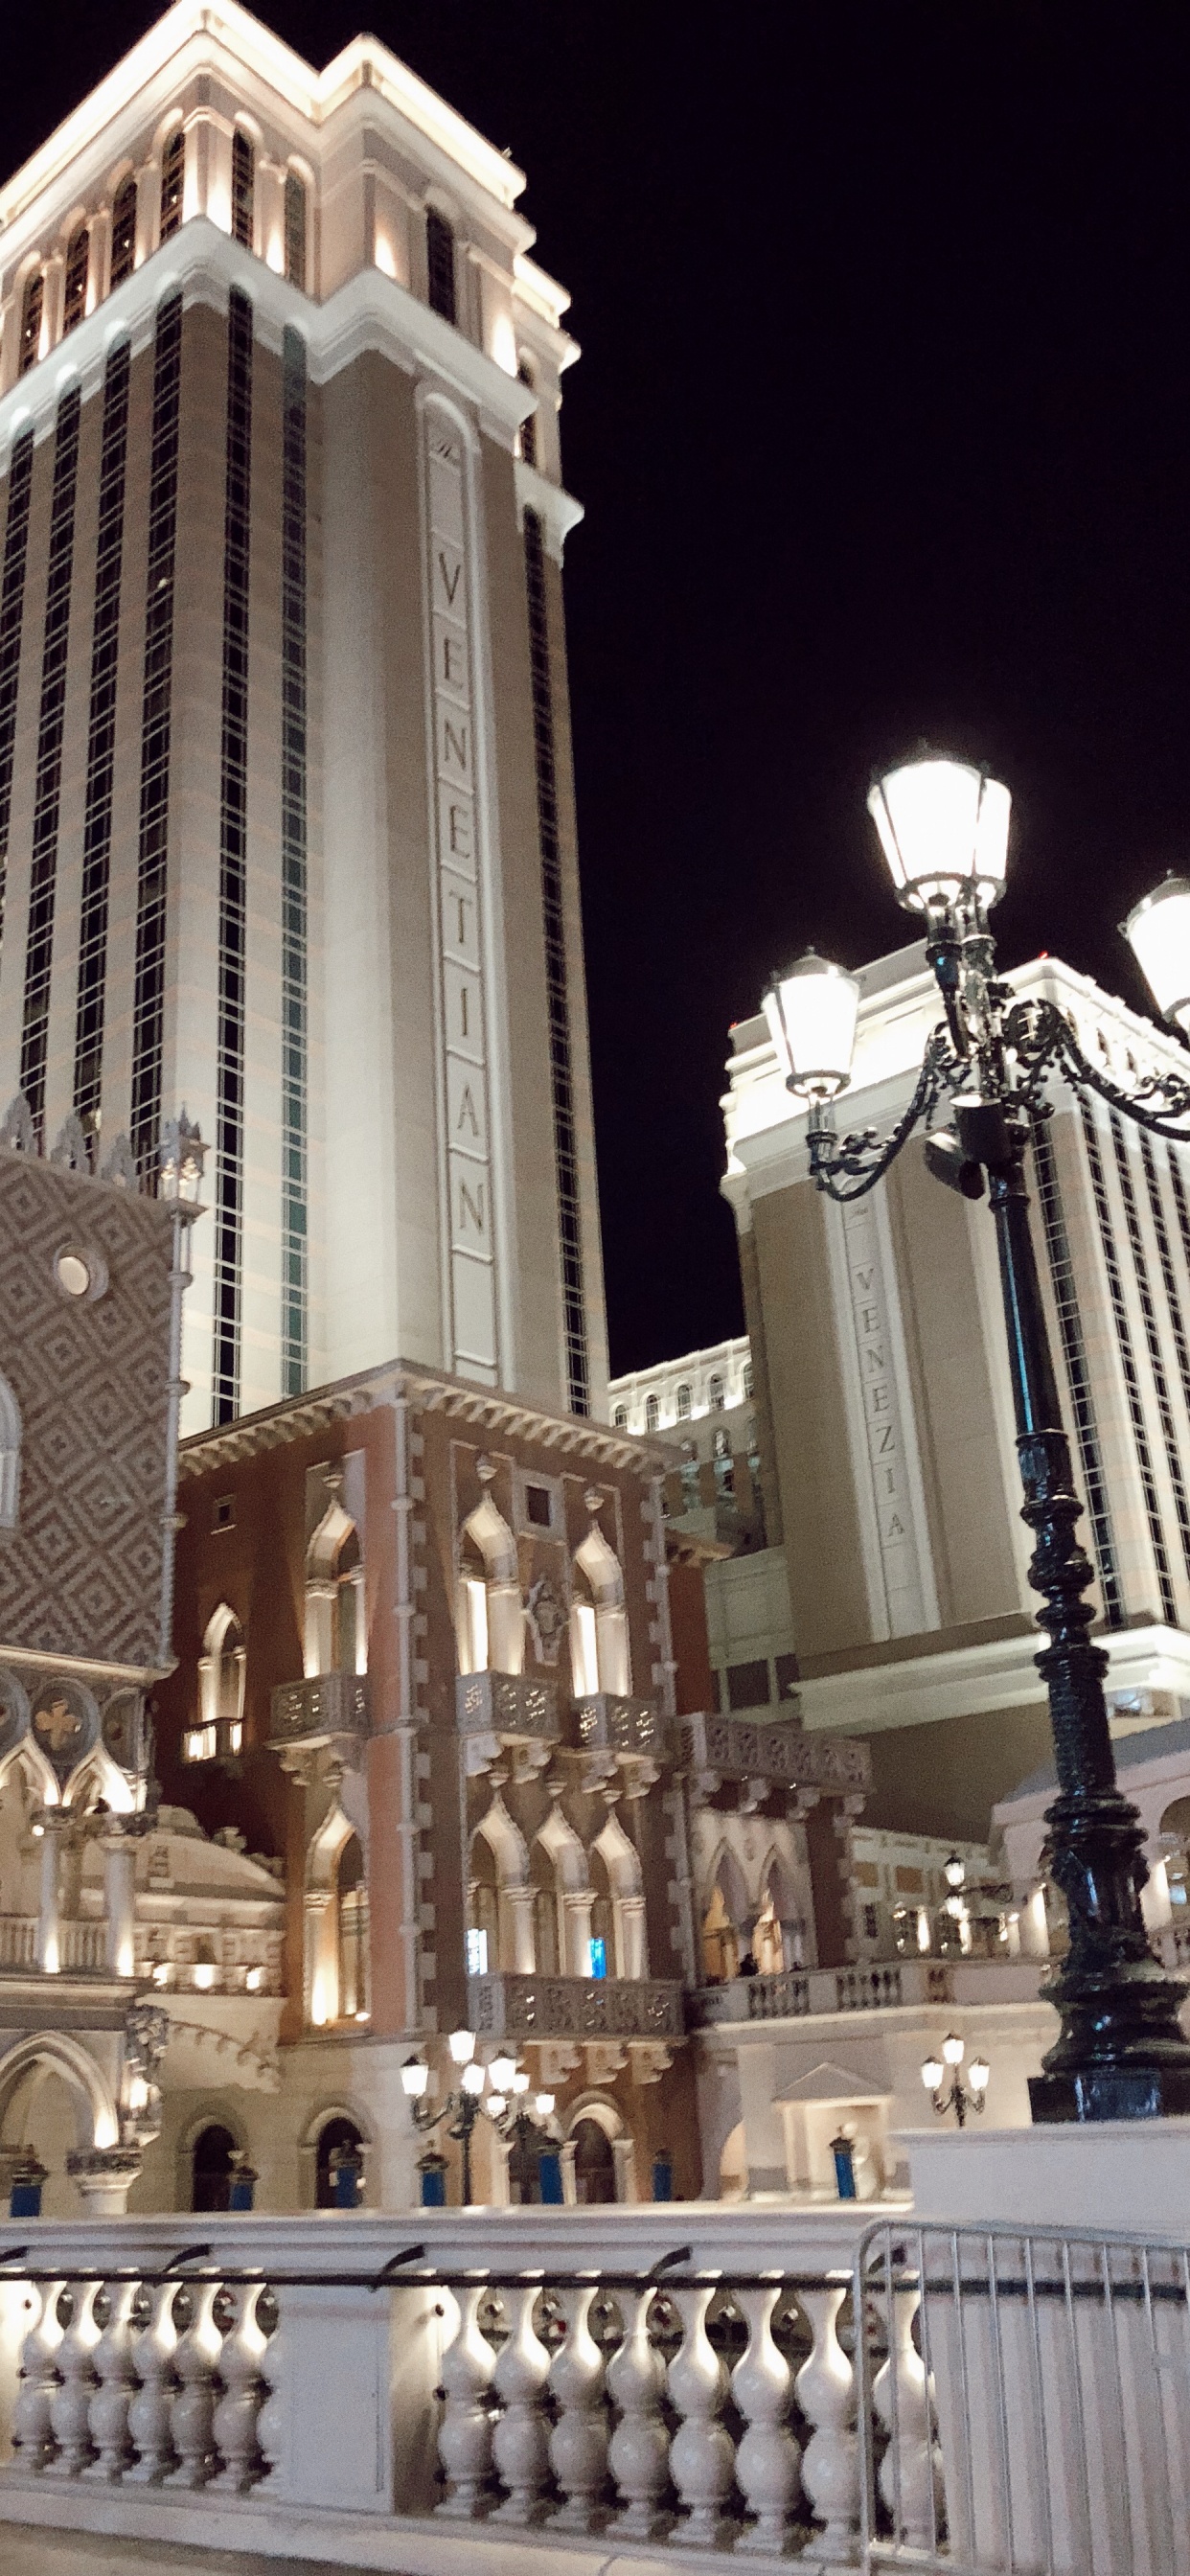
[[806, 1028, 962, 1202], [1003, 997, 1190, 1138]]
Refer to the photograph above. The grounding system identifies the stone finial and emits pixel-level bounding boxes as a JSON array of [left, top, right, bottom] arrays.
[[157, 1108, 207, 1202], [50, 1113, 90, 1173], [101, 1132, 138, 1189], [0, 1093, 34, 1154]]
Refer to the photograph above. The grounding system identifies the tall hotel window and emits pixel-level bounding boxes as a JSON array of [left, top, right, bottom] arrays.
[[74, 339, 131, 1135], [19, 384, 82, 1137], [1111, 1113, 1190, 1586], [284, 172, 308, 289], [110, 177, 138, 288], [18, 275, 43, 376], [213, 288, 254, 1422], [425, 208, 456, 321], [231, 130, 255, 249], [1079, 1097, 1178, 1624], [0, 426, 34, 962], [130, 289, 183, 1174], [61, 227, 89, 334], [159, 130, 185, 241], [280, 326, 309, 1392], [1031, 1116, 1123, 1625], [522, 509, 590, 1413], [517, 361, 538, 468]]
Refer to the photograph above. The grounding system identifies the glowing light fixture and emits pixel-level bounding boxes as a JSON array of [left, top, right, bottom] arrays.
[[942, 2032, 965, 2067], [764, 952, 861, 1102], [868, 754, 1010, 916], [1124, 875, 1190, 1033], [448, 2027, 476, 2066], [486, 2094, 507, 2120], [535, 2092, 556, 2118], [489, 2052, 517, 2093], [944, 1852, 966, 1890], [400, 2055, 429, 2100], [460, 2058, 486, 2097], [921, 2053, 945, 2093], [969, 2054, 991, 2096]]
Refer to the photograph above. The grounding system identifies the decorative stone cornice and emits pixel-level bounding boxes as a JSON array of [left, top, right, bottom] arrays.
[[683, 1711, 870, 1800]]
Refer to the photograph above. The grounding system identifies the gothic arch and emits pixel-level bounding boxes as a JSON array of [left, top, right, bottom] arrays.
[[532, 1804, 592, 1975], [457, 1487, 523, 1675], [571, 1516, 629, 1697], [306, 1804, 360, 2027], [306, 1500, 364, 1678], [469, 1794, 533, 1972], [0, 2031, 119, 2151], [591, 1808, 647, 1979]]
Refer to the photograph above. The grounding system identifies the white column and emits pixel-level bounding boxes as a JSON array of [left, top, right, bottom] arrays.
[[103, 1830, 137, 1977]]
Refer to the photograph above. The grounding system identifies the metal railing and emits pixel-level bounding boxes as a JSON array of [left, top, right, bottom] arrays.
[[856, 2217, 1190, 2575]]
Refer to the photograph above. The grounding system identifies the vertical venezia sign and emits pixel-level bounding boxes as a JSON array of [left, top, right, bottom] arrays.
[[839, 1194, 932, 1636]]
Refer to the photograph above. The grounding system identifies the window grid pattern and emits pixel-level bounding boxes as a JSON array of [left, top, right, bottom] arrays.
[[1031, 1115, 1123, 1625], [517, 362, 538, 469], [213, 288, 253, 1423], [1079, 1097, 1177, 1623], [0, 427, 35, 963], [62, 228, 89, 334], [1140, 1131, 1190, 1438], [522, 507, 589, 1414], [425, 209, 456, 322], [130, 288, 183, 1174], [1108, 1111, 1190, 1594], [74, 339, 131, 1133], [110, 179, 137, 288], [231, 132, 254, 249], [1165, 1148, 1190, 1347], [280, 325, 309, 1394], [19, 385, 82, 1137], [284, 174, 307, 289], [19, 276, 42, 376], [159, 132, 184, 241]]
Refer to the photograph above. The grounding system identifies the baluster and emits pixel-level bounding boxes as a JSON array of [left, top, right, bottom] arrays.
[[11, 2279, 66, 2471], [667, 2285, 736, 2548], [547, 2285, 608, 2531], [873, 2283, 943, 2550], [606, 2288, 671, 2540], [168, 2281, 222, 2489], [796, 2285, 859, 2564], [211, 2285, 269, 2492], [48, 2283, 101, 2475], [126, 2282, 180, 2482], [434, 2282, 497, 2518], [87, 2280, 141, 2479], [253, 2290, 284, 2483], [732, 2286, 801, 2555], [490, 2286, 551, 2523]]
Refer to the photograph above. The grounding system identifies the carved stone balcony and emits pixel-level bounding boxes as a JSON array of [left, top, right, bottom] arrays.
[[455, 1670, 560, 1781], [267, 1673, 369, 1782], [683, 1710, 870, 1809], [571, 1692, 667, 1796], [469, 1968, 685, 2059]]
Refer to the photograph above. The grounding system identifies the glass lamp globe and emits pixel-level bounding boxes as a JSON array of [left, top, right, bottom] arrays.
[[486, 2094, 507, 2121], [489, 2052, 517, 2093], [1124, 875, 1190, 1033], [941, 2032, 966, 2067], [448, 2027, 477, 2066], [868, 755, 1011, 916], [921, 2053, 945, 2093], [400, 2055, 429, 2101], [511, 2067, 531, 2095], [764, 951, 861, 1101], [460, 2058, 486, 2096], [535, 2091, 556, 2118], [969, 2055, 991, 2096], [944, 1852, 966, 1890]]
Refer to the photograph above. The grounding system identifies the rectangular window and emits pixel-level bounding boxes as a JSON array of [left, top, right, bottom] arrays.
[[19, 383, 81, 1138], [159, 130, 185, 241], [284, 172, 307, 289], [0, 426, 35, 967], [213, 1494, 236, 1531], [774, 1650, 800, 1699], [74, 338, 131, 1135], [213, 288, 254, 1422], [1031, 1116, 1123, 1624], [425, 209, 456, 322], [1080, 1097, 1176, 1622], [280, 327, 309, 1394], [19, 275, 43, 376], [62, 228, 89, 334], [466, 1926, 488, 1977], [110, 179, 138, 287], [183, 1723, 217, 1763], [130, 290, 183, 1175], [726, 1659, 769, 1713], [588, 1935, 607, 1980], [231, 130, 254, 249]]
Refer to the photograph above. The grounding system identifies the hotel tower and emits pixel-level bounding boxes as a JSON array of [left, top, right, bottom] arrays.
[[0, 0, 606, 1429]]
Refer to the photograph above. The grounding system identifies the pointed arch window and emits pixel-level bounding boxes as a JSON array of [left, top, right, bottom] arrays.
[[62, 227, 89, 334], [231, 130, 254, 248], [110, 177, 138, 288], [425, 207, 456, 322], [336, 1834, 369, 2020], [186, 1603, 245, 1761], [159, 130, 185, 242], [0, 1374, 20, 1527], [305, 1484, 366, 1678], [19, 274, 43, 377], [571, 1517, 629, 1698], [456, 1481, 524, 1676]]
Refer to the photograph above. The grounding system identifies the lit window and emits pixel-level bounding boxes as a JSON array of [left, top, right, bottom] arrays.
[[110, 177, 137, 287], [284, 171, 307, 289], [516, 360, 538, 468], [19, 274, 43, 377], [231, 130, 254, 248], [62, 228, 89, 334], [709, 1374, 725, 1412], [425, 208, 456, 322], [466, 1925, 488, 1976], [646, 1393, 659, 1432], [744, 1361, 754, 1398], [714, 1427, 731, 1461], [183, 1722, 217, 1762], [589, 1935, 607, 1980], [159, 130, 185, 242], [612, 1406, 628, 1429], [676, 1383, 692, 1420]]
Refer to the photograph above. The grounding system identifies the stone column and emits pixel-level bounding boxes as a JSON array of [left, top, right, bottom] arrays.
[[65, 2147, 143, 2217], [103, 1830, 138, 1978], [35, 1814, 66, 1973]]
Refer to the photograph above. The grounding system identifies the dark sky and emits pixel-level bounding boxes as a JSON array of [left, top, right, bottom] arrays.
[[8, 5, 1190, 1374]]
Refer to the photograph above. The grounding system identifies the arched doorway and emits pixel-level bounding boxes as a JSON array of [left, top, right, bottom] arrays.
[[572, 2115, 616, 2204], [192, 2122, 237, 2213], [316, 2114, 364, 2207]]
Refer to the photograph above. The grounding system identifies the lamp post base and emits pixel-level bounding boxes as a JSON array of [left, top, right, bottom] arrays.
[[1030, 2063, 1190, 2122]]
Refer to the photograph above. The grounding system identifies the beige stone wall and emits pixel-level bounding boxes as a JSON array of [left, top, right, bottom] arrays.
[[750, 1179, 870, 1658]]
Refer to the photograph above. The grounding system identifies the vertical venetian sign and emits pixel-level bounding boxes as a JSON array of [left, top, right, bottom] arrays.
[[838, 1194, 932, 1637], [424, 409, 498, 1382]]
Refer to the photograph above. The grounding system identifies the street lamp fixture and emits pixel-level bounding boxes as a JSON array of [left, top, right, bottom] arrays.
[[922, 2032, 991, 2128], [766, 749, 1190, 2122], [400, 2040, 559, 2204]]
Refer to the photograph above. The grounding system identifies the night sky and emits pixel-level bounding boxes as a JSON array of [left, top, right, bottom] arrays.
[[7, 5, 1190, 1374]]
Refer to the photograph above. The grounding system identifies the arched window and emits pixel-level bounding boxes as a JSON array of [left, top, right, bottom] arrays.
[[187, 1603, 245, 1761], [676, 1383, 692, 1420], [110, 176, 138, 288], [305, 1487, 366, 1678], [315, 2114, 363, 2209], [516, 359, 538, 468], [425, 208, 456, 322], [231, 130, 254, 248], [709, 1373, 725, 1412], [283, 171, 308, 289], [591, 1809, 647, 1978], [612, 1406, 628, 1429], [469, 1844, 499, 1975], [0, 1374, 21, 1528], [571, 1514, 630, 1699], [455, 1478, 524, 1676], [159, 130, 185, 242], [589, 1849, 613, 1980], [336, 1835, 369, 2019], [571, 2116, 616, 2204], [19, 274, 43, 376], [469, 1797, 533, 1974], [645, 1392, 659, 1432], [62, 227, 89, 334], [191, 2121, 236, 2213], [531, 1870, 560, 1975]]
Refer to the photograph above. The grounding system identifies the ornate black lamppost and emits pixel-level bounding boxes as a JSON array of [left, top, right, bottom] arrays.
[[764, 756, 1190, 2121], [400, 2034, 557, 2203], [921, 2032, 990, 2128]]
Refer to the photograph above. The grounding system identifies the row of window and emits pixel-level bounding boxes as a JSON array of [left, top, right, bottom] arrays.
[[613, 1365, 751, 1433]]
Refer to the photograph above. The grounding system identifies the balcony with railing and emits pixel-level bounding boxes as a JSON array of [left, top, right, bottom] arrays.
[[469, 1969, 685, 2043], [267, 1670, 369, 1759]]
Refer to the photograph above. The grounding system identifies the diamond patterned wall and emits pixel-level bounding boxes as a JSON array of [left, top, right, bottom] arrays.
[[0, 1150, 177, 1670]]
